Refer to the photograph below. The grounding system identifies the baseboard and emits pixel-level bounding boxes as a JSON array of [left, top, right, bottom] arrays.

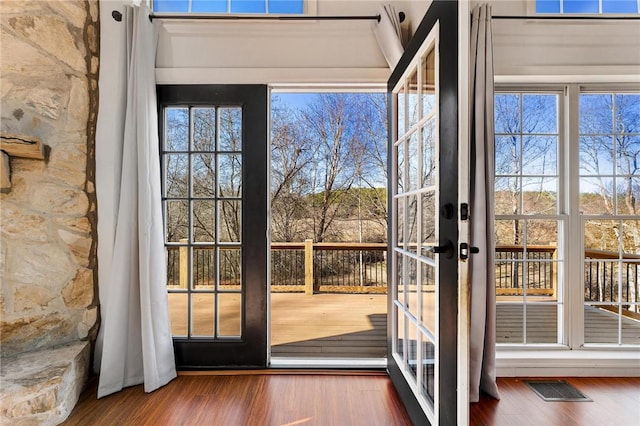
[[496, 349, 640, 377]]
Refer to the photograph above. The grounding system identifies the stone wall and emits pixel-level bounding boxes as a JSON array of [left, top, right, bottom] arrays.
[[0, 1, 99, 358]]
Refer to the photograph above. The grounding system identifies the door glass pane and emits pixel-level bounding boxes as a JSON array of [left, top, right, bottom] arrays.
[[397, 198, 405, 247], [165, 154, 189, 198], [220, 247, 241, 289], [218, 200, 242, 242], [192, 247, 215, 288], [165, 108, 189, 151], [421, 192, 436, 256], [218, 293, 242, 337], [168, 293, 188, 337], [421, 332, 435, 404], [407, 196, 418, 253], [192, 293, 215, 336], [421, 50, 436, 116], [408, 132, 419, 191], [408, 69, 419, 130], [397, 142, 405, 193], [218, 154, 242, 197], [193, 154, 215, 198], [394, 304, 405, 360], [397, 88, 406, 137], [193, 201, 215, 243], [218, 108, 242, 151], [397, 253, 405, 307], [407, 319, 418, 381], [166, 200, 189, 242], [422, 119, 436, 187], [408, 257, 418, 316], [421, 262, 435, 332], [193, 108, 216, 151]]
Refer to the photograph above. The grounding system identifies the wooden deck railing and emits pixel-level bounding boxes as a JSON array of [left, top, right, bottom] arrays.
[[271, 240, 387, 294], [167, 241, 387, 294], [584, 249, 640, 307], [495, 245, 557, 297], [166, 243, 638, 304]]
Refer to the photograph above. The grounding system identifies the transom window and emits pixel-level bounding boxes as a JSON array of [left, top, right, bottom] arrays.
[[153, 0, 304, 14], [536, 0, 640, 14]]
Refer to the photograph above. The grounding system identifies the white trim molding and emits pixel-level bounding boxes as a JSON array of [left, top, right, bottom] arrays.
[[497, 349, 640, 377], [156, 67, 390, 85]]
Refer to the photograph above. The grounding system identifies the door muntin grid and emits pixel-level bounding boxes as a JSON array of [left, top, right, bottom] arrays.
[[392, 34, 439, 416], [163, 105, 243, 340]]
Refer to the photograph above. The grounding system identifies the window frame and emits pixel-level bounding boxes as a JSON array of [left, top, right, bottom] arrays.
[[577, 87, 640, 346], [493, 87, 568, 348], [494, 83, 640, 353]]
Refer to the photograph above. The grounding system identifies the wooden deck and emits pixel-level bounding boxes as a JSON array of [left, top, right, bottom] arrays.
[[270, 293, 387, 358], [169, 293, 640, 359], [497, 303, 640, 344]]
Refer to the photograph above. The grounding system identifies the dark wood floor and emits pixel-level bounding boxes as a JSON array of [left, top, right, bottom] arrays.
[[63, 372, 411, 426], [64, 374, 640, 425], [471, 377, 640, 426]]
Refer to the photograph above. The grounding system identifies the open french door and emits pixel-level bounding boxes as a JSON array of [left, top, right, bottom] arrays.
[[387, 1, 470, 424]]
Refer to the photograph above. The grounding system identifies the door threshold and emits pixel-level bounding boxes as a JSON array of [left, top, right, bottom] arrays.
[[269, 357, 387, 370]]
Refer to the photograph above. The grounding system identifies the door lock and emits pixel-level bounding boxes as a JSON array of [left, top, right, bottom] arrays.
[[459, 243, 480, 260]]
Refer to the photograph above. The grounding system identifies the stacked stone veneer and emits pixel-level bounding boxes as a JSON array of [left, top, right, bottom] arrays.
[[0, 1, 99, 423]]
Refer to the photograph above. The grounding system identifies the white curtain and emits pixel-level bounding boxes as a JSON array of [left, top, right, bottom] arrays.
[[469, 3, 500, 403], [95, 3, 176, 398], [373, 3, 404, 69]]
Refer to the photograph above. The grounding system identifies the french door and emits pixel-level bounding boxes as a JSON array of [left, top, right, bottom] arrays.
[[158, 85, 268, 369], [387, 1, 469, 424]]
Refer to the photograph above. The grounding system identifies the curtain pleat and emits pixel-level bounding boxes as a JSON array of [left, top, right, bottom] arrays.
[[95, 3, 176, 399], [373, 4, 404, 69], [469, 3, 500, 403]]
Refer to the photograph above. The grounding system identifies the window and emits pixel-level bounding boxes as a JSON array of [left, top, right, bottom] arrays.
[[153, 0, 305, 14], [494, 87, 640, 349], [494, 92, 564, 345], [536, 0, 639, 14], [579, 92, 640, 345]]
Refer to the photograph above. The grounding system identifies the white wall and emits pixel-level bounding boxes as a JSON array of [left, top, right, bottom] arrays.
[[487, 0, 640, 81], [155, 0, 408, 84]]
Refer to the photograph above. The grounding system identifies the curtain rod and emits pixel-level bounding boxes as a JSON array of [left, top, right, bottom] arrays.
[[111, 10, 405, 23], [493, 15, 640, 20]]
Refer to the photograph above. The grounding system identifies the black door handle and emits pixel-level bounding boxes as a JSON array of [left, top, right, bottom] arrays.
[[424, 240, 455, 259]]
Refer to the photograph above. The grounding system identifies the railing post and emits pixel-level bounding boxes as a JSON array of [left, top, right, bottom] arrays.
[[179, 238, 188, 289], [552, 247, 558, 299], [304, 239, 314, 295]]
